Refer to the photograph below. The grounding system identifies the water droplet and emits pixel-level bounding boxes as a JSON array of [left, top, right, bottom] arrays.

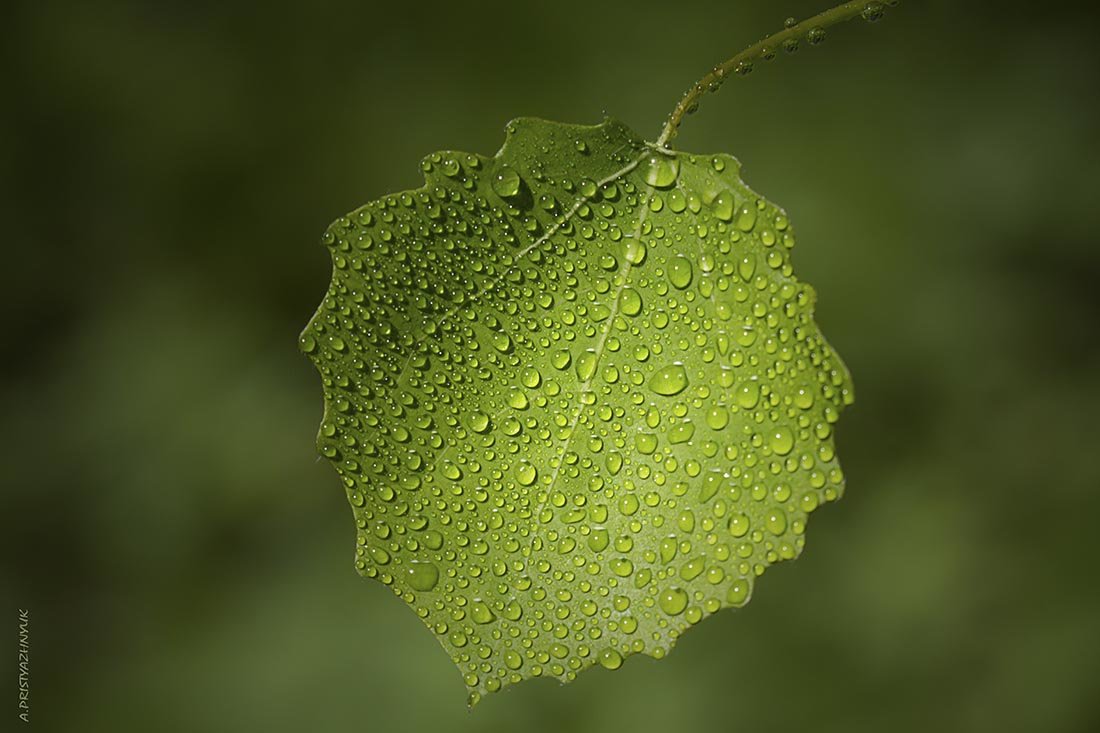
[[442, 461, 463, 480], [668, 421, 695, 445], [668, 256, 693, 289], [406, 561, 439, 591], [735, 201, 758, 231], [729, 513, 750, 537], [735, 379, 760, 408], [516, 461, 537, 486], [521, 367, 542, 388], [769, 426, 794, 455], [658, 587, 689, 615], [621, 288, 642, 316], [471, 601, 496, 624], [611, 558, 634, 577], [644, 153, 679, 188], [659, 536, 677, 563], [727, 579, 750, 606], [491, 165, 521, 198], [576, 350, 597, 381], [625, 238, 647, 265], [598, 648, 623, 670], [862, 2, 885, 22], [468, 411, 490, 433], [635, 433, 658, 454], [705, 405, 729, 430], [507, 388, 529, 409], [713, 192, 734, 222], [680, 557, 705, 580], [765, 510, 788, 535], [650, 364, 688, 396]]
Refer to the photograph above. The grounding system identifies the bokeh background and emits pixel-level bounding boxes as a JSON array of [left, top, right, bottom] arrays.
[[6, 0, 1100, 731]]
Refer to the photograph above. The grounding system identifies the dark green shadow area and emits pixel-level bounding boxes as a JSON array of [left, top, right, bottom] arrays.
[[6, 1, 1099, 731]]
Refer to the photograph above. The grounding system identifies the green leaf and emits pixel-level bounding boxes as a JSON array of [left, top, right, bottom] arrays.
[[301, 117, 853, 705]]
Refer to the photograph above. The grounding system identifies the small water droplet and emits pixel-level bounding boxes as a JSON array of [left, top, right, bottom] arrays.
[[862, 2, 885, 22]]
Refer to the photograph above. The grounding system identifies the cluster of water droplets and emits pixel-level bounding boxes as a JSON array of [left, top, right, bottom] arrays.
[[301, 118, 851, 705]]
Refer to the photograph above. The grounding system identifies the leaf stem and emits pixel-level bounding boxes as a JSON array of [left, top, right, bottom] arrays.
[[657, 1, 889, 148]]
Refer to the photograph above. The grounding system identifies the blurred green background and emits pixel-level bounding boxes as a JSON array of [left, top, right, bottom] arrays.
[[6, 0, 1099, 731]]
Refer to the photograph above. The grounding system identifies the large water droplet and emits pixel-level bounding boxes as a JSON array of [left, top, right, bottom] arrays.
[[644, 153, 679, 188], [705, 405, 729, 430], [516, 461, 537, 486], [735, 201, 758, 231], [649, 364, 688, 396], [668, 255, 693, 289], [471, 601, 496, 624], [765, 510, 788, 535], [735, 379, 760, 408], [406, 561, 439, 591], [668, 421, 695, 445], [468, 411, 490, 433], [576, 349, 598, 381], [713, 192, 734, 222], [728, 513, 750, 537], [598, 648, 623, 670], [727, 580, 750, 606], [658, 587, 688, 615], [491, 165, 521, 198], [769, 426, 794, 455], [611, 558, 634, 577], [621, 287, 642, 316]]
